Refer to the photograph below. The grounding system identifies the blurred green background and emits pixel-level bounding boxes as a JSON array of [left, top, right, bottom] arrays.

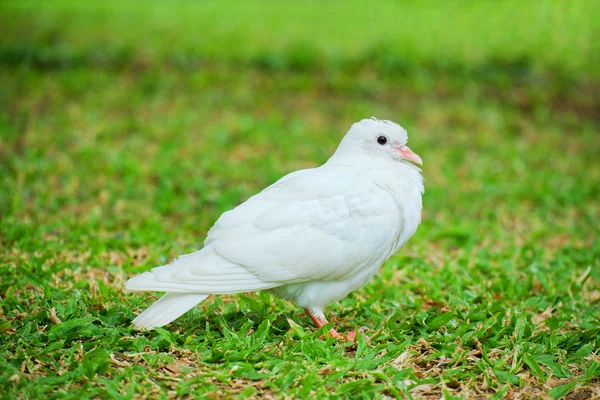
[[1, 1, 599, 398]]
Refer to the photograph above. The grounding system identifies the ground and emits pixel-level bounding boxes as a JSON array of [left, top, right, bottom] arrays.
[[1, 1, 599, 399]]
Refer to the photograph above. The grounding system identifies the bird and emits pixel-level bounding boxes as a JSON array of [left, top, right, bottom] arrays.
[[125, 118, 424, 341]]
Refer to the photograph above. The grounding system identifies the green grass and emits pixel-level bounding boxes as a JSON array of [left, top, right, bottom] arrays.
[[1, 1, 599, 398], [2, 0, 600, 78]]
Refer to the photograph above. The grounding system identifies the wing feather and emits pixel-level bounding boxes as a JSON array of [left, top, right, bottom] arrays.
[[125, 247, 279, 294], [126, 165, 405, 295], [206, 166, 402, 283]]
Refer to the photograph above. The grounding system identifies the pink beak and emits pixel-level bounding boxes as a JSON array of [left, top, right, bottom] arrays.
[[396, 145, 423, 165]]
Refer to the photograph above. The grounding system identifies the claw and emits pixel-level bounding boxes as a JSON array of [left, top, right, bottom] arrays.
[[326, 329, 356, 342], [304, 307, 356, 342]]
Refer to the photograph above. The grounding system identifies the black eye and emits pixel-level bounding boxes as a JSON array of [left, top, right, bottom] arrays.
[[377, 136, 387, 145]]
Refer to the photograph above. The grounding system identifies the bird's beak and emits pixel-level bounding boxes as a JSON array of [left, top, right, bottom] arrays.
[[396, 145, 423, 165]]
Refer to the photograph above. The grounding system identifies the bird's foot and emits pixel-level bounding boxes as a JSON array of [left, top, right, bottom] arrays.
[[324, 328, 356, 342], [304, 307, 356, 342]]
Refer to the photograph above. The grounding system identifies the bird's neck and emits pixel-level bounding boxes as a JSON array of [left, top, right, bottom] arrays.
[[326, 152, 424, 195]]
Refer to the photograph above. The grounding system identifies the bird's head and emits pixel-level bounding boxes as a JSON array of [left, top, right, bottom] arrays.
[[335, 118, 423, 165]]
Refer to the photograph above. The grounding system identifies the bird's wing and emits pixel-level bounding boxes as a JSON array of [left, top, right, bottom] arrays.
[[125, 246, 280, 294], [206, 166, 403, 283]]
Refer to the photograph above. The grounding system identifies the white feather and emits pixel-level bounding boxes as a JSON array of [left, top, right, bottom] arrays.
[[131, 292, 209, 330], [207, 167, 401, 282], [125, 247, 279, 294], [125, 118, 424, 329]]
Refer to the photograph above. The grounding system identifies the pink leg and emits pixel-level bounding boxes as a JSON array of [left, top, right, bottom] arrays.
[[303, 307, 356, 342]]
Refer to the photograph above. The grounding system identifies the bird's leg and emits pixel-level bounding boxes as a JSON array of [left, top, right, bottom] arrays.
[[303, 307, 356, 342]]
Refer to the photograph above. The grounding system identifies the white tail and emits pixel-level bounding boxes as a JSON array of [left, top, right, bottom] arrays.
[[132, 292, 209, 330]]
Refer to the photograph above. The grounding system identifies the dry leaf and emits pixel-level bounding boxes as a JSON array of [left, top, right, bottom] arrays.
[[48, 308, 61, 325]]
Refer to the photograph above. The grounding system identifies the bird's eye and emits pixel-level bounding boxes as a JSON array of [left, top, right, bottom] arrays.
[[377, 136, 387, 145]]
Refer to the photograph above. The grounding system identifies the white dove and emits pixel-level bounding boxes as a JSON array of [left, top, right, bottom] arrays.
[[126, 118, 424, 340]]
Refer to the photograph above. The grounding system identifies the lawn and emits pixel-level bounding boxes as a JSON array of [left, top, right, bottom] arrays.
[[1, 1, 599, 398]]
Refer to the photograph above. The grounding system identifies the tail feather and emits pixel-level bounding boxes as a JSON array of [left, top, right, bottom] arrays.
[[132, 292, 209, 330]]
